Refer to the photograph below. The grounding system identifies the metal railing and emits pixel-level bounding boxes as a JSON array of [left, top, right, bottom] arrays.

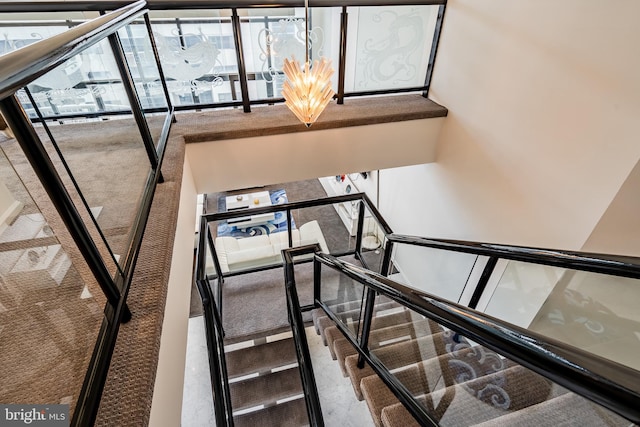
[[0, 0, 447, 122], [195, 191, 390, 322], [0, 2, 173, 425], [283, 245, 325, 427], [312, 244, 640, 425]]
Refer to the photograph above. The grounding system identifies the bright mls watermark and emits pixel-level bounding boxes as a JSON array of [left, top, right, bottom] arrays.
[[0, 405, 68, 426]]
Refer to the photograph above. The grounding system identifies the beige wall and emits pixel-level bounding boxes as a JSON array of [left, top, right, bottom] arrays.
[[381, 0, 640, 250], [582, 159, 640, 256], [186, 118, 444, 194], [149, 154, 197, 427]]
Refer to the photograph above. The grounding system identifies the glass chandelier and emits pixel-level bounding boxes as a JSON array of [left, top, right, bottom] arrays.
[[282, 0, 335, 127]]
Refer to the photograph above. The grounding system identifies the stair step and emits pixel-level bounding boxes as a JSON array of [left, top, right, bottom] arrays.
[[314, 300, 401, 344], [379, 363, 554, 427], [361, 354, 454, 427], [233, 397, 309, 427], [226, 337, 298, 379], [330, 318, 436, 370], [229, 366, 303, 413], [469, 392, 628, 427], [344, 331, 447, 400]]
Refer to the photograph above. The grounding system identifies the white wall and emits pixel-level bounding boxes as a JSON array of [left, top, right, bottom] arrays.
[[582, 159, 640, 256], [186, 118, 444, 194], [149, 154, 198, 427], [380, 0, 640, 251]]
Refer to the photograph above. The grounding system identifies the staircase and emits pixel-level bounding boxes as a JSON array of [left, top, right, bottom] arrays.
[[223, 331, 309, 426], [312, 298, 632, 426]]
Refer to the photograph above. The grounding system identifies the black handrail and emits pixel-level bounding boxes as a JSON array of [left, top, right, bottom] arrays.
[[201, 192, 392, 283], [314, 252, 640, 424], [387, 234, 640, 279], [283, 245, 325, 427], [203, 192, 392, 234], [0, 0, 446, 12], [195, 279, 235, 427], [0, 0, 147, 100]]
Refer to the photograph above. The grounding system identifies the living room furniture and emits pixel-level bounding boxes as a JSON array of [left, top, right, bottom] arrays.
[[225, 190, 275, 228], [213, 220, 329, 273]]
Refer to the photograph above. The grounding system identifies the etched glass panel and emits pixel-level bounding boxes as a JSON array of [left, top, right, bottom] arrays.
[[346, 5, 438, 92], [240, 8, 339, 100], [149, 12, 237, 106], [118, 22, 170, 148]]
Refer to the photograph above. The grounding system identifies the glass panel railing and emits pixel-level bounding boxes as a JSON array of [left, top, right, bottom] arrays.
[[118, 21, 170, 148], [345, 5, 439, 93], [238, 7, 340, 101], [390, 243, 478, 303], [318, 260, 365, 339], [22, 37, 130, 118], [369, 321, 631, 426], [360, 206, 386, 273], [0, 144, 105, 419], [483, 261, 640, 371], [19, 41, 154, 274], [314, 256, 638, 427], [149, 12, 238, 107]]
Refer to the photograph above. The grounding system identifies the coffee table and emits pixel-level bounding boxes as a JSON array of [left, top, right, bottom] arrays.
[[225, 191, 275, 228]]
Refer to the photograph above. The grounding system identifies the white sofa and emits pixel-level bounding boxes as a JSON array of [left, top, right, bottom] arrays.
[[213, 220, 329, 273]]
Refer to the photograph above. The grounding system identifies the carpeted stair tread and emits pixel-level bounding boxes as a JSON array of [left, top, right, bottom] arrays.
[[226, 337, 298, 379], [313, 300, 402, 343], [344, 355, 376, 400], [361, 362, 438, 427], [345, 332, 447, 399], [233, 397, 309, 427], [229, 367, 303, 412], [330, 318, 435, 369], [380, 363, 554, 427], [469, 392, 629, 427]]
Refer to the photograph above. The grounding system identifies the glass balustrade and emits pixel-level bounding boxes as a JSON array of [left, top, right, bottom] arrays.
[[118, 20, 170, 148], [482, 260, 640, 372], [0, 145, 105, 419], [17, 42, 156, 275], [345, 5, 439, 93], [389, 243, 478, 303], [315, 260, 635, 427], [148, 10, 239, 107], [1, 4, 444, 118]]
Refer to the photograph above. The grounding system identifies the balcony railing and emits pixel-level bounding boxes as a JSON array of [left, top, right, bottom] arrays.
[[0, 2, 172, 425], [0, 0, 446, 120]]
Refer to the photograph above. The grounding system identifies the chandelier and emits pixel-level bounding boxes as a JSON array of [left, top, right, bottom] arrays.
[[282, 0, 335, 127]]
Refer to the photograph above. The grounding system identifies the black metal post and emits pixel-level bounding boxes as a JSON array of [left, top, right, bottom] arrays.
[[380, 240, 394, 277], [423, 4, 446, 98], [0, 95, 131, 321], [468, 256, 498, 309], [144, 14, 173, 111], [337, 6, 347, 104], [355, 201, 365, 254], [357, 288, 376, 369], [287, 209, 294, 248], [283, 245, 325, 426], [314, 257, 321, 306], [206, 224, 225, 324], [195, 280, 231, 427], [106, 31, 162, 178], [231, 8, 251, 113]]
